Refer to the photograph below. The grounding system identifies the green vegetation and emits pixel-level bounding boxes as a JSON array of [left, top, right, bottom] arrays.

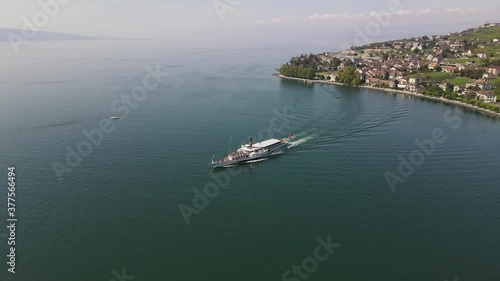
[[448, 77, 472, 85], [459, 68, 485, 79], [411, 68, 493, 83], [399, 50, 415, 56], [408, 73, 428, 78], [289, 53, 323, 69], [421, 85, 445, 97], [444, 58, 470, 64], [461, 99, 500, 112], [491, 78, 500, 97], [449, 26, 500, 41], [336, 66, 360, 85], [489, 77, 500, 88], [419, 84, 500, 112], [424, 72, 455, 81], [279, 64, 316, 79], [315, 72, 329, 77], [480, 58, 500, 67], [474, 45, 500, 57]]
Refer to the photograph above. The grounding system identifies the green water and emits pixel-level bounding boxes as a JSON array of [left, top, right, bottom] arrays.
[[1, 41, 499, 281]]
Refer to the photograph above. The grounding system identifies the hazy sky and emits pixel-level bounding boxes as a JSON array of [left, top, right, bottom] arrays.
[[2, 0, 499, 47]]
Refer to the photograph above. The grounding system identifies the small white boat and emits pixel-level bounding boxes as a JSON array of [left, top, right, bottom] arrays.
[[110, 117, 119, 120], [211, 134, 294, 168]]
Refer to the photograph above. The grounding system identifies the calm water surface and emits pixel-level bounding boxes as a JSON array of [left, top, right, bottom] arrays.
[[0, 41, 499, 281]]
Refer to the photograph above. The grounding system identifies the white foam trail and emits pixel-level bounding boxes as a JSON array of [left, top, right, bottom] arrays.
[[245, 158, 268, 163], [288, 134, 317, 148], [293, 132, 307, 138]]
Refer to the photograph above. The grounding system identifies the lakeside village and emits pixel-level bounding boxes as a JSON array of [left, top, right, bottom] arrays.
[[279, 23, 500, 113]]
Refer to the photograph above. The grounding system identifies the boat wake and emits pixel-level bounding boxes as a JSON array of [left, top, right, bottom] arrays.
[[288, 133, 317, 148], [284, 84, 405, 152]]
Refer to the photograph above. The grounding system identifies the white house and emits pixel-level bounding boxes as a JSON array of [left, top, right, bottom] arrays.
[[487, 66, 500, 76], [466, 80, 492, 90], [439, 81, 452, 92], [408, 84, 420, 92], [483, 73, 495, 80], [453, 85, 465, 92], [463, 50, 474, 57], [476, 90, 497, 103], [397, 81, 409, 91], [409, 77, 424, 84]]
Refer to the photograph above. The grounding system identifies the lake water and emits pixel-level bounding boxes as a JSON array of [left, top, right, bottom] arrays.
[[1, 41, 499, 281]]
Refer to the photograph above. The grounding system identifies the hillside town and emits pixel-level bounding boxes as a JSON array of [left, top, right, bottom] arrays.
[[282, 23, 500, 111]]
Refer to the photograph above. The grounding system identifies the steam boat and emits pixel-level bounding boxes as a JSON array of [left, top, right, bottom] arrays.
[[211, 135, 294, 168]]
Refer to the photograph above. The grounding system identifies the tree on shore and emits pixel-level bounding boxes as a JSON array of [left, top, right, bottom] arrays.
[[459, 68, 485, 79], [421, 85, 444, 97], [338, 66, 360, 85], [352, 77, 361, 86], [279, 64, 315, 79], [330, 58, 341, 68]]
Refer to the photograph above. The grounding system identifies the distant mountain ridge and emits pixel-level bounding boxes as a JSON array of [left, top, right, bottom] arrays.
[[0, 28, 100, 41]]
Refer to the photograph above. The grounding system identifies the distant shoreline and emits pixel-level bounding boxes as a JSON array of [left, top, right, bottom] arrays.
[[274, 74, 500, 119]]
